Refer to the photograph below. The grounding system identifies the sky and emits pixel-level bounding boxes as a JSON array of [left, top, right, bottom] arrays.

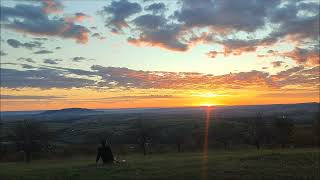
[[0, 0, 319, 111]]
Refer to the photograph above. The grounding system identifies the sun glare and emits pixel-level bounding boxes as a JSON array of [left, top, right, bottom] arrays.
[[193, 92, 220, 98], [199, 103, 216, 107]]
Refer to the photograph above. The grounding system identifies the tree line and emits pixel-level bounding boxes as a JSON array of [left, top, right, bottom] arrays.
[[0, 113, 319, 162]]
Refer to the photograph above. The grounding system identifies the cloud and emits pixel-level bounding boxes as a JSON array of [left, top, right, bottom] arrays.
[[18, 57, 36, 63], [34, 50, 53, 54], [96, 0, 319, 65], [88, 65, 315, 90], [89, 65, 316, 91], [144, 2, 166, 14], [43, 58, 62, 64], [64, 12, 91, 23], [100, 0, 142, 33], [0, 1, 90, 43], [54, 66, 98, 77], [206, 51, 219, 58], [7, 39, 42, 49], [91, 33, 106, 40], [33, 37, 48, 41], [174, 0, 280, 32], [271, 61, 285, 68], [0, 3, 46, 21], [222, 39, 262, 56], [42, 0, 63, 14], [132, 14, 166, 29], [258, 91, 319, 98], [7, 39, 23, 48], [281, 47, 319, 66], [270, 66, 319, 88], [1, 62, 36, 69], [0, 65, 318, 91], [101, 95, 176, 100], [269, 2, 319, 41], [272, 66, 305, 79], [1, 0, 318, 65], [128, 14, 188, 51], [1, 0, 317, 66], [21, 64, 35, 69], [72, 56, 86, 62], [0, 67, 96, 89], [1, 95, 63, 100], [0, 50, 7, 56], [215, 38, 277, 57]]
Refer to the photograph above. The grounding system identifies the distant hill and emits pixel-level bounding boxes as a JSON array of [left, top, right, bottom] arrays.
[[1, 103, 318, 122], [40, 108, 97, 116]]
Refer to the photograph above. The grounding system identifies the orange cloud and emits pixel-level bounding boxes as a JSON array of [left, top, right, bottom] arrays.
[[75, 30, 89, 44], [42, 0, 63, 14], [282, 47, 319, 66], [64, 13, 92, 23], [127, 37, 188, 52]]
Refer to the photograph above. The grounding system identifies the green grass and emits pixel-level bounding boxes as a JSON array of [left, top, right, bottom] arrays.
[[0, 149, 319, 180]]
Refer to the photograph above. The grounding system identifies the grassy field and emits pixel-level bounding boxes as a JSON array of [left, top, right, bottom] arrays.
[[0, 148, 319, 180]]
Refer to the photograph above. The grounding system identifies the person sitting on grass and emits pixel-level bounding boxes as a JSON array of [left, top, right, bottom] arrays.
[[96, 139, 114, 165]]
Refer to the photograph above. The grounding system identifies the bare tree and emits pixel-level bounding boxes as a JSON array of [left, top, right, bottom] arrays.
[[166, 127, 190, 153], [273, 115, 294, 148], [246, 113, 269, 150], [191, 123, 203, 150], [11, 120, 50, 162], [313, 112, 320, 147], [175, 128, 189, 153], [209, 122, 241, 150], [0, 118, 3, 158], [130, 120, 159, 155]]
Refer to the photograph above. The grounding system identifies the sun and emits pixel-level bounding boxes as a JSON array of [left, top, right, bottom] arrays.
[[199, 103, 216, 107]]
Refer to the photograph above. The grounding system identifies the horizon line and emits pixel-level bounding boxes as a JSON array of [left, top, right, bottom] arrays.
[[0, 101, 318, 113]]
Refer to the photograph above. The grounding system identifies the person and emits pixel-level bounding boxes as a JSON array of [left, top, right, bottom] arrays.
[[96, 139, 114, 164]]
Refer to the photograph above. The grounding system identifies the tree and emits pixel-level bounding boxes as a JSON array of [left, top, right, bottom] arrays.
[[209, 122, 242, 150], [166, 127, 190, 153], [273, 115, 294, 148], [10, 120, 50, 162], [130, 120, 159, 155], [191, 123, 203, 150], [246, 113, 269, 150], [0, 118, 3, 158], [313, 112, 320, 147]]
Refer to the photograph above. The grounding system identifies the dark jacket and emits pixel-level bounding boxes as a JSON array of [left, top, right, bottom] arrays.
[[96, 145, 114, 164]]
